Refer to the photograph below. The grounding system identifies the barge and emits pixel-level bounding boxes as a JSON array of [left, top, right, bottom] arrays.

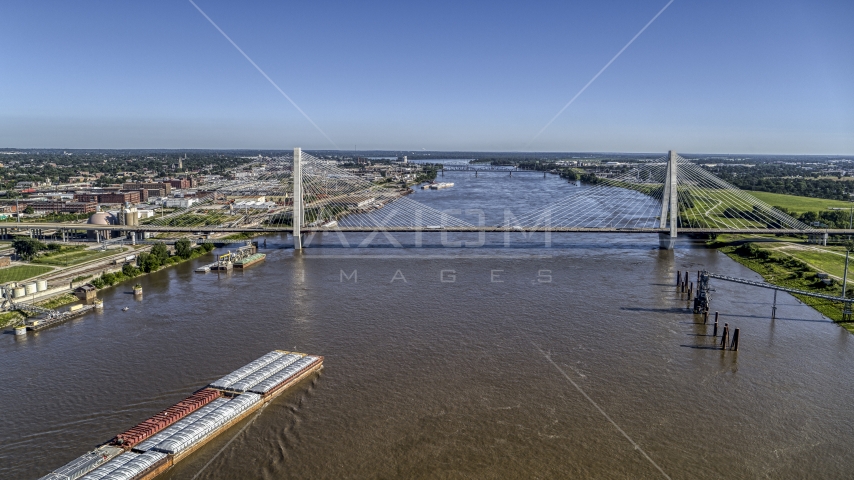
[[422, 182, 454, 190], [39, 350, 323, 480], [26, 303, 100, 332], [234, 253, 266, 269]]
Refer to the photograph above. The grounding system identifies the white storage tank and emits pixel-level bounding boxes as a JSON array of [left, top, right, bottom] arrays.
[[36, 280, 48, 291], [24, 283, 38, 295], [13, 287, 25, 298]]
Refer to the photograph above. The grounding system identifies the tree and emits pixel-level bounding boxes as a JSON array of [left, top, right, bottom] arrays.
[[136, 252, 160, 273], [150, 242, 170, 264], [122, 263, 140, 277], [174, 238, 192, 259], [23, 205, 34, 214], [12, 238, 46, 260]]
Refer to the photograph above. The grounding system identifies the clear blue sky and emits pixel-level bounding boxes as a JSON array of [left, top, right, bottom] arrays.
[[1, 0, 852, 154]]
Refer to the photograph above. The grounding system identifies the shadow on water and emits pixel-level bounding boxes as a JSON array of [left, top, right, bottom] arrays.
[[621, 307, 689, 313], [722, 313, 832, 323], [680, 344, 734, 350]]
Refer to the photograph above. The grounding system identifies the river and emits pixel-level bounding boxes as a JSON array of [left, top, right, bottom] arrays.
[[2, 171, 854, 479]]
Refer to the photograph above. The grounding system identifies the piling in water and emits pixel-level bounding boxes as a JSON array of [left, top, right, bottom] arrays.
[[714, 320, 718, 337], [703, 311, 708, 324], [676, 270, 681, 285], [721, 323, 730, 350], [731, 328, 740, 351]]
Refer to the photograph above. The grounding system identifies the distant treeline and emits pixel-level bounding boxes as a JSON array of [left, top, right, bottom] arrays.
[[775, 206, 853, 229], [706, 164, 854, 201]]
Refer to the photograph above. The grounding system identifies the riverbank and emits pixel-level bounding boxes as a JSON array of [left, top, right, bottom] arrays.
[[712, 235, 854, 333], [0, 243, 217, 330], [0, 293, 79, 329]]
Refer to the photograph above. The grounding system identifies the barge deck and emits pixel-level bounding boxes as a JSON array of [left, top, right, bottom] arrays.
[[26, 304, 99, 332], [234, 253, 266, 269], [39, 350, 323, 480]]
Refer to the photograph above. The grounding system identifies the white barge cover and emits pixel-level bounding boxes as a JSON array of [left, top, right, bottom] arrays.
[[226, 354, 302, 393], [152, 393, 262, 455], [248, 355, 319, 394], [133, 398, 228, 452], [38, 446, 123, 480], [77, 452, 138, 480], [94, 451, 166, 480], [209, 351, 283, 389]]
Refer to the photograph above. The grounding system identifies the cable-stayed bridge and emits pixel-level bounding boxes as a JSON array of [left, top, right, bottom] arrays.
[[9, 149, 839, 249]]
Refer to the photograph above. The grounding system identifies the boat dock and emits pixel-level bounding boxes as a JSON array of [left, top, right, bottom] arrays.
[[196, 244, 260, 273], [39, 350, 323, 480], [20, 302, 101, 333]]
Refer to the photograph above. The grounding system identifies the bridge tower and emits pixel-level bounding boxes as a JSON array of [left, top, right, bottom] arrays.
[[293, 147, 303, 250], [658, 150, 678, 249]]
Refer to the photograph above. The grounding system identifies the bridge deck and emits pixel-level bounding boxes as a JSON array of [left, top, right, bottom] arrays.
[[6, 222, 852, 235]]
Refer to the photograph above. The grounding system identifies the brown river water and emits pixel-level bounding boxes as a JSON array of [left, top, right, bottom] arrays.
[[3, 172, 854, 479]]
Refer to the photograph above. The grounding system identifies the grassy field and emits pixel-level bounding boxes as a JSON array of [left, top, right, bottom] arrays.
[[221, 232, 257, 241], [766, 245, 848, 279], [745, 191, 854, 213], [32, 247, 127, 266], [715, 239, 854, 333], [0, 265, 54, 283]]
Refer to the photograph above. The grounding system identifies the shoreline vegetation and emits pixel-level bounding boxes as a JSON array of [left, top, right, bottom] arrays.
[[710, 234, 854, 334], [0, 241, 216, 329], [704, 191, 854, 334]]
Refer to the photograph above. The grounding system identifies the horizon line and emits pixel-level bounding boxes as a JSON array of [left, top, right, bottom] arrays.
[[0, 147, 852, 157]]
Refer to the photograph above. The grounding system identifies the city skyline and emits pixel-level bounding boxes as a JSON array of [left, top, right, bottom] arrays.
[[1, 0, 852, 154]]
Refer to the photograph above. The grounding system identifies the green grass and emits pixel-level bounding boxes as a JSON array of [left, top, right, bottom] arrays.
[[221, 232, 256, 241], [719, 243, 854, 333], [713, 233, 806, 245], [37, 293, 79, 310], [745, 191, 854, 214], [0, 265, 54, 283], [32, 247, 127, 266], [0, 311, 25, 329], [768, 246, 847, 279]]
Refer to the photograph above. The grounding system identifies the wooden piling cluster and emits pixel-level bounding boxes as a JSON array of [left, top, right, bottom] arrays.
[[714, 320, 739, 351], [677, 270, 693, 297], [675, 272, 739, 351]]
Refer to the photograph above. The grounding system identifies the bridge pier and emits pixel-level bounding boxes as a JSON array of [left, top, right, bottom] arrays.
[[658, 232, 676, 249], [807, 232, 828, 246], [658, 151, 679, 249], [293, 147, 303, 250]]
